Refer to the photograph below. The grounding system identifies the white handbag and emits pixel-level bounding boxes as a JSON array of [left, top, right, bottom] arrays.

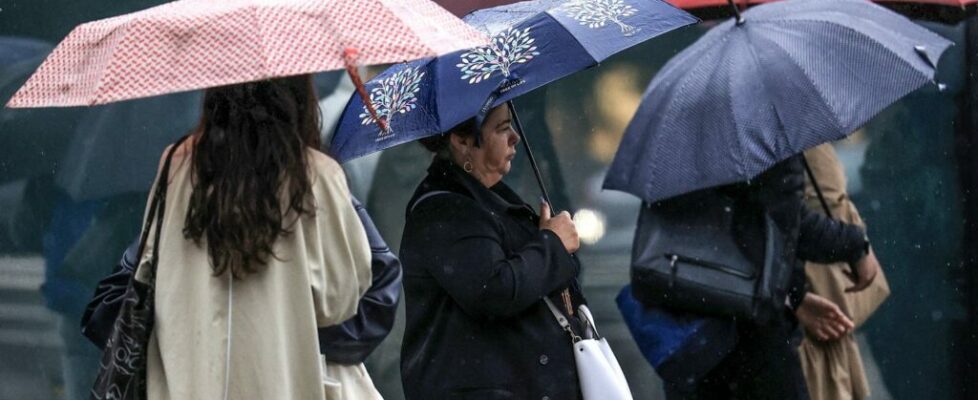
[[544, 298, 633, 400]]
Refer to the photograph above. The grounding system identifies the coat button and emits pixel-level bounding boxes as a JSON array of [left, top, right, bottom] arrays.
[[539, 354, 549, 365]]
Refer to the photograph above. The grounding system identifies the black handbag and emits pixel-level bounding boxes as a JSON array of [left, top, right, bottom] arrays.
[[89, 138, 184, 400], [630, 188, 790, 322]]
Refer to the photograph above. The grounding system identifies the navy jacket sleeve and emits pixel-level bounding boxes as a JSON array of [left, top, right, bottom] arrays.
[[797, 206, 867, 265], [751, 155, 867, 310], [753, 156, 867, 264], [404, 194, 578, 320], [318, 196, 402, 364]]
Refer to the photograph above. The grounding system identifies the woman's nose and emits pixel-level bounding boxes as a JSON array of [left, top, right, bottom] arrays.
[[510, 131, 520, 146]]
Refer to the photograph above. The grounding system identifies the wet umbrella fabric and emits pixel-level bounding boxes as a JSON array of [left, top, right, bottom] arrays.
[[433, 0, 522, 17], [6, 0, 488, 108], [603, 0, 952, 203], [329, 0, 698, 163]]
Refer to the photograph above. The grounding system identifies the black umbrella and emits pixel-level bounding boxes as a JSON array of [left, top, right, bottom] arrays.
[[55, 91, 200, 201], [603, 0, 952, 203], [0, 37, 85, 184]]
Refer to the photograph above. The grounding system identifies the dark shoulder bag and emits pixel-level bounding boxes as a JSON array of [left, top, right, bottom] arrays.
[[630, 188, 790, 322], [89, 137, 184, 400]]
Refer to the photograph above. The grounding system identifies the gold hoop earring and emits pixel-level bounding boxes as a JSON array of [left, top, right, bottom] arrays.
[[463, 160, 474, 173]]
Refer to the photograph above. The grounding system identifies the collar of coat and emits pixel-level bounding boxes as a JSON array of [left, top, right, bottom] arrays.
[[410, 157, 537, 220]]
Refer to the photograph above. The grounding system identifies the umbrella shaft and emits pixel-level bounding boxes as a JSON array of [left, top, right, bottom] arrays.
[[508, 101, 555, 212]]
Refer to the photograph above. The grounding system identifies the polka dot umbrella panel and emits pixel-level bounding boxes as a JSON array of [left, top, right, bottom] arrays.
[[6, 0, 489, 108]]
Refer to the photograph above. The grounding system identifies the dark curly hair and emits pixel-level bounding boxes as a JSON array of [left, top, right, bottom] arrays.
[[418, 117, 481, 158], [184, 75, 322, 278]]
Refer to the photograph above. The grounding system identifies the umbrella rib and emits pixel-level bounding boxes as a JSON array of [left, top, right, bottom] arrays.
[[768, 17, 939, 74], [373, 0, 437, 61], [738, 27, 797, 167], [642, 34, 728, 198], [756, 30, 844, 146], [87, 18, 141, 105], [768, 19, 934, 138], [722, 36, 750, 179], [253, 3, 270, 81], [544, 10, 601, 63]]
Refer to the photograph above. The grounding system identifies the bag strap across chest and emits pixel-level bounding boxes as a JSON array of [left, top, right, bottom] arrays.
[[136, 135, 189, 284]]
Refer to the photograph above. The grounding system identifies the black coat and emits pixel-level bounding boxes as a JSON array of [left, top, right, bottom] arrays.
[[662, 155, 870, 399], [399, 158, 584, 400], [727, 154, 867, 310]]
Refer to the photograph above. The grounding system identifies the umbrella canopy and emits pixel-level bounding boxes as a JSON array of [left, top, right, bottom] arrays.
[[667, 0, 978, 8], [330, 0, 698, 163], [603, 0, 952, 203], [6, 0, 488, 108], [433, 0, 522, 16]]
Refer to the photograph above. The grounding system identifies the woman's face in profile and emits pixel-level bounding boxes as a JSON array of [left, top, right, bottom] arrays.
[[468, 105, 520, 186]]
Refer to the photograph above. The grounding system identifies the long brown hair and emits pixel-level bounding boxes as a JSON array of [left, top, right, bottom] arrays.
[[184, 75, 322, 277]]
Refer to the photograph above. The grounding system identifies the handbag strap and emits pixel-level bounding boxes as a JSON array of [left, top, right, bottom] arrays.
[[136, 135, 190, 283], [800, 154, 833, 217], [408, 190, 453, 214], [543, 297, 582, 343]]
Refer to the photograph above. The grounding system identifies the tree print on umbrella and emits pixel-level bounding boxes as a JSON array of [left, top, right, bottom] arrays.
[[457, 27, 540, 85], [562, 0, 640, 37], [359, 66, 426, 137]]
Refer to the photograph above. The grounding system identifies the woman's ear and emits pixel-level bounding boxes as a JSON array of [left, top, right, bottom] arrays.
[[449, 132, 471, 155]]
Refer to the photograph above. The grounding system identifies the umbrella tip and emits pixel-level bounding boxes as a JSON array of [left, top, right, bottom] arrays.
[[914, 45, 937, 69], [727, 0, 745, 26]]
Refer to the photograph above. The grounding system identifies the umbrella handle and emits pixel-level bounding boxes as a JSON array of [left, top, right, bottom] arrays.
[[344, 48, 388, 133]]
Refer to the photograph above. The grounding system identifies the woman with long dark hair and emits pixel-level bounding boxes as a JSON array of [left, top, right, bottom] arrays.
[[133, 75, 372, 399]]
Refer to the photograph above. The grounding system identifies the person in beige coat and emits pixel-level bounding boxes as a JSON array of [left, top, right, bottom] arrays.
[[795, 143, 891, 400], [133, 75, 375, 400]]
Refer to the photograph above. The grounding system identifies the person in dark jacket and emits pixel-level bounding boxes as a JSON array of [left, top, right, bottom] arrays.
[[665, 154, 880, 400], [318, 196, 403, 364], [399, 104, 585, 400], [81, 194, 402, 367]]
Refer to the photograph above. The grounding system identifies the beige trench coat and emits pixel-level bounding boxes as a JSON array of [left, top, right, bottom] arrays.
[[135, 147, 375, 400], [799, 143, 890, 400]]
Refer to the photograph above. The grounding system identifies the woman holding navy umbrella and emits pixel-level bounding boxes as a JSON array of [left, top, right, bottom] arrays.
[[399, 105, 587, 400]]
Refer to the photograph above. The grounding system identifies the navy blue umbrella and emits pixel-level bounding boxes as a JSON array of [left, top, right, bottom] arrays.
[[603, 0, 952, 203], [330, 0, 697, 163]]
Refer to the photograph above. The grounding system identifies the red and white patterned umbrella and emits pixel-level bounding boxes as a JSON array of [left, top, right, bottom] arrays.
[[6, 0, 487, 108]]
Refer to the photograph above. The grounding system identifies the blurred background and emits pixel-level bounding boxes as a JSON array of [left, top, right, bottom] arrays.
[[1, 1, 976, 399]]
